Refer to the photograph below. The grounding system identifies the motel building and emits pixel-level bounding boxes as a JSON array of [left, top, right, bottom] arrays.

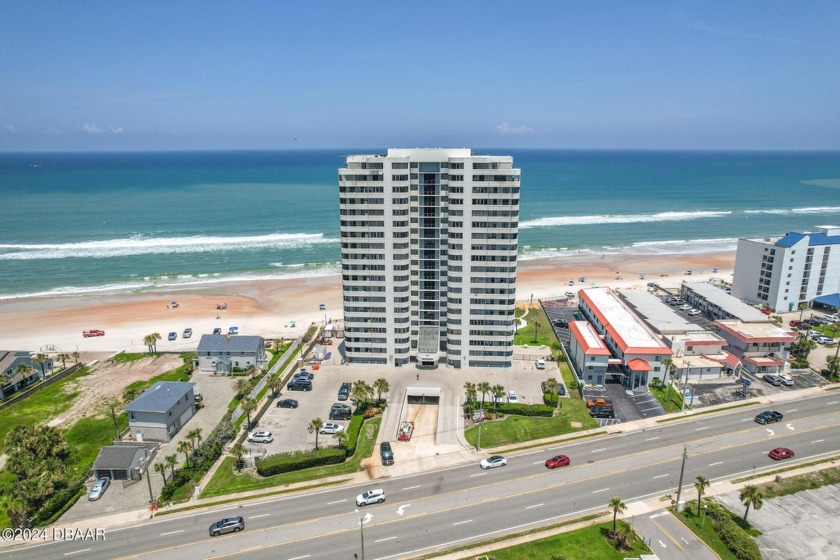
[[567, 321, 611, 385], [577, 288, 673, 390], [712, 320, 796, 376], [664, 331, 731, 383]]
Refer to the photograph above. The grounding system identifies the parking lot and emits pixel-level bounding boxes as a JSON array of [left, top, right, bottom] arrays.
[[717, 484, 840, 560]]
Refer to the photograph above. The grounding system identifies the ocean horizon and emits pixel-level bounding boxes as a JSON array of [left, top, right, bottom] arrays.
[[1, 149, 839, 299]]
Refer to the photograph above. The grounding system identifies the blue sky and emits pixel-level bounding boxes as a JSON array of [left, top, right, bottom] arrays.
[[2, 1, 839, 151]]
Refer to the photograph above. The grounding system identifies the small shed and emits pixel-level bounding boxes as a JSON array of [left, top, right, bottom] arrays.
[[92, 444, 155, 481]]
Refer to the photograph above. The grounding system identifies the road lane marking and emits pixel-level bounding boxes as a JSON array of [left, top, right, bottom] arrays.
[[786, 409, 798, 413], [650, 511, 668, 519], [375, 536, 397, 543], [64, 550, 91, 557], [453, 519, 473, 526], [328, 499, 347, 504], [695, 426, 709, 431], [593, 488, 610, 493], [288, 555, 311, 560], [709, 461, 724, 466], [160, 530, 184, 536], [533, 460, 545, 464], [653, 474, 668, 479], [645, 436, 660, 441], [402, 485, 421, 491], [470, 472, 486, 477], [592, 448, 607, 453], [827, 401, 838, 405], [249, 514, 270, 519], [813, 439, 825, 443], [526, 503, 544, 509]]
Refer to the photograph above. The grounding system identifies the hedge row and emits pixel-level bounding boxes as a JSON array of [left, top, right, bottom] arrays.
[[713, 516, 761, 560], [35, 483, 85, 526], [343, 413, 365, 458], [543, 393, 559, 407], [256, 447, 346, 477], [494, 403, 554, 417]]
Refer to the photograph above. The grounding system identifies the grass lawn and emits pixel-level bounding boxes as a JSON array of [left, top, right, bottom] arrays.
[[649, 383, 684, 414], [465, 521, 650, 560], [64, 413, 129, 480], [514, 308, 559, 349], [464, 402, 598, 448], [557, 361, 577, 389], [108, 352, 157, 364], [756, 464, 840, 499], [201, 418, 381, 499]]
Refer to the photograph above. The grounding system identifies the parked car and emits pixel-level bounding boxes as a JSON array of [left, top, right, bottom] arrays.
[[209, 516, 244, 537], [294, 370, 314, 380], [688, 309, 702, 316], [754, 410, 784, 424], [194, 391, 203, 403], [355, 488, 385, 507], [789, 320, 803, 328], [319, 422, 345, 435], [816, 336, 834, 345], [762, 374, 783, 386], [545, 455, 570, 469], [589, 406, 615, 418], [679, 304, 691, 311], [535, 359, 546, 369], [277, 399, 298, 408], [329, 403, 351, 420], [247, 431, 273, 443], [88, 477, 110, 501], [768, 447, 795, 461], [507, 391, 518, 403], [182, 327, 193, 338], [82, 329, 105, 337], [338, 382, 352, 401], [287, 379, 313, 391], [380, 441, 394, 465], [553, 320, 568, 328], [479, 455, 508, 470], [760, 308, 772, 316], [585, 397, 613, 408], [778, 373, 794, 386], [167, 331, 177, 341], [212, 327, 222, 335]]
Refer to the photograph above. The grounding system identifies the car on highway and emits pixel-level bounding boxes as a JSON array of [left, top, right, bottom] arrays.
[[82, 329, 105, 337], [754, 410, 783, 424], [355, 488, 385, 506], [338, 382, 352, 400], [762, 374, 783, 386], [768, 447, 795, 461], [545, 455, 570, 469], [167, 331, 177, 341], [182, 327, 192, 338], [209, 516, 244, 537], [589, 406, 615, 418], [479, 455, 508, 470], [276, 399, 298, 408], [88, 477, 110, 501], [287, 379, 313, 391], [319, 422, 345, 435], [508, 391, 518, 403], [247, 431, 274, 443]]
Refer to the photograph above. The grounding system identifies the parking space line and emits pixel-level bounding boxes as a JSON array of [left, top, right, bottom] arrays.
[[827, 401, 839, 405], [695, 426, 709, 431], [785, 409, 798, 413], [64, 549, 91, 557], [470, 472, 486, 478], [592, 448, 607, 453], [812, 439, 825, 443]]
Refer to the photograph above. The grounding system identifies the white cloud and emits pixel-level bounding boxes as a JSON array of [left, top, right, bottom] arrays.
[[5, 124, 15, 133], [83, 123, 102, 134], [496, 122, 535, 135], [111, 126, 124, 134]]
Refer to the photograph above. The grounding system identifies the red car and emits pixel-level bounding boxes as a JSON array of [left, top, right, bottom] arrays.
[[760, 308, 772, 315], [83, 329, 105, 337], [768, 447, 795, 461], [789, 320, 803, 328], [545, 455, 571, 469]]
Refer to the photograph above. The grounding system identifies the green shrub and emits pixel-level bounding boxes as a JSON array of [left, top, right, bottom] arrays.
[[494, 403, 554, 417], [256, 447, 346, 476], [343, 413, 366, 457], [713, 515, 761, 560], [543, 393, 559, 407], [34, 483, 85, 525]]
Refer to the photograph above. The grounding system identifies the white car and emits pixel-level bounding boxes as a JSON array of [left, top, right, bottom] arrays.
[[508, 391, 518, 403], [679, 304, 692, 311], [493, 394, 504, 404], [688, 309, 701, 316], [355, 488, 385, 507], [778, 373, 794, 386], [319, 422, 345, 435], [247, 431, 273, 443], [480, 455, 508, 470], [182, 327, 193, 338], [535, 359, 546, 369], [88, 477, 110, 501]]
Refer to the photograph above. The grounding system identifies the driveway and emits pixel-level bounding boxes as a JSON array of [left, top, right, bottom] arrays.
[[633, 510, 719, 560]]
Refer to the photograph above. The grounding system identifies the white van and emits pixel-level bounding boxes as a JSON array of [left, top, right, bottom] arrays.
[[535, 359, 546, 369]]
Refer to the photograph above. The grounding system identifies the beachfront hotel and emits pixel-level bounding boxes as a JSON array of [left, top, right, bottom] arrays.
[[338, 148, 520, 369], [731, 226, 840, 312]]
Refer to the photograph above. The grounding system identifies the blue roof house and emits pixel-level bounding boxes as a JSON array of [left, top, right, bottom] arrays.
[[195, 334, 266, 375], [124, 382, 196, 442]]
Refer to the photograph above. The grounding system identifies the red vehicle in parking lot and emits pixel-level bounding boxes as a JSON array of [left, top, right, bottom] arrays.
[[545, 455, 570, 469], [789, 320, 803, 328], [768, 447, 795, 461], [83, 329, 105, 337]]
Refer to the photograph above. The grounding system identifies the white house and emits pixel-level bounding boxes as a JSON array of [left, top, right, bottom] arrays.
[[195, 334, 266, 374]]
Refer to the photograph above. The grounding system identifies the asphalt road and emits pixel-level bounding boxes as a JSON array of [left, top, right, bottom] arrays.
[[4, 393, 839, 560]]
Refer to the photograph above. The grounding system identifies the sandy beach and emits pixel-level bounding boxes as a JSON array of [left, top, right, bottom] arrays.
[[0, 251, 735, 356]]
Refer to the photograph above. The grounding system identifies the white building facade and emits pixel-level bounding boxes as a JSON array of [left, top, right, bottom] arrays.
[[338, 148, 520, 369], [732, 226, 840, 312]]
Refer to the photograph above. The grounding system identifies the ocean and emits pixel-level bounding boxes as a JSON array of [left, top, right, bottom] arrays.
[[1, 149, 839, 299]]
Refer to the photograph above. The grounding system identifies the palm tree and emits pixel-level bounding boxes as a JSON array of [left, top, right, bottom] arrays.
[[545, 377, 559, 407], [241, 397, 257, 429], [144, 333, 161, 353], [609, 497, 627, 534], [32, 353, 48, 380], [373, 378, 390, 405], [56, 353, 70, 369], [14, 363, 34, 384], [695, 475, 710, 516], [187, 428, 203, 450], [231, 443, 246, 471], [491, 384, 505, 408], [72, 351, 80, 363], [308, 418, 324, 450], [531, 318, 543, 343], [464, 382, 477, 410], [177, 440, 192, 464], [739, 485, 764, 522], [477, 381, 491, 409], [267, 372, 282, 398], [663, 358, 677, 405], [351, 380, 371, 409], [335, 430, 350, 449], [154, 462, 167, 485], [827, 355, 840, 380], [164, 454, 178, 479]]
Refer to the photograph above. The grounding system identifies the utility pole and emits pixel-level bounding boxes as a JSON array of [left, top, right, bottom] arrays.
[[355, 509, 366, 560], [476, 412, 483, 451], [145, 467, 154, 505], [675, 446, 688, 507], [681, 362, 691, 412], [111, 406, 120, 441]]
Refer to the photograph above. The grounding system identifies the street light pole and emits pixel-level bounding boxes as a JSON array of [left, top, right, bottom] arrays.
[[355, 509, 365, 560], [144, 468, 154, 504], [675, 446, 688, 507], [476, 410, 483, 451]]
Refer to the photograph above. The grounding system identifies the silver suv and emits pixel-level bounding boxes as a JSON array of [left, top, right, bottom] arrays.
[[355, 488, 385, 506], [209, 516, 244, 536]]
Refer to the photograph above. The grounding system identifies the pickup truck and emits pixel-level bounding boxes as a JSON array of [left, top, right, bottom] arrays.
[[585, 397, 613, 409]]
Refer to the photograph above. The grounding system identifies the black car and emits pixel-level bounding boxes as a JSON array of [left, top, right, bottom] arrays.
[[338, 382, 352, 401], [754, 410, 783, 424], [380, 441, 394, 465], [589, 406, 615, 419], [553, 320, 568, 328], [294, 371, 314, 381], [277, 399, 299, 408], [286, 379, 313, 391], [212, 327, 222, 335], [329, 403, 351, 420]]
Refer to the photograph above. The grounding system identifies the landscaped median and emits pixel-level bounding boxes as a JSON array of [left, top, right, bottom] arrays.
[[464, 401, 598, 449]]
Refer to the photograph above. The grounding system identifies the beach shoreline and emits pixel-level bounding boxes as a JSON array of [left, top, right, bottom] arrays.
[[0, 251, 736, 356]]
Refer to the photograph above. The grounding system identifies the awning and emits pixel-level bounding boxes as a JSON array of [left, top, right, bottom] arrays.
[[813, 293, 840, 309], [626, 358, 652, 371]]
